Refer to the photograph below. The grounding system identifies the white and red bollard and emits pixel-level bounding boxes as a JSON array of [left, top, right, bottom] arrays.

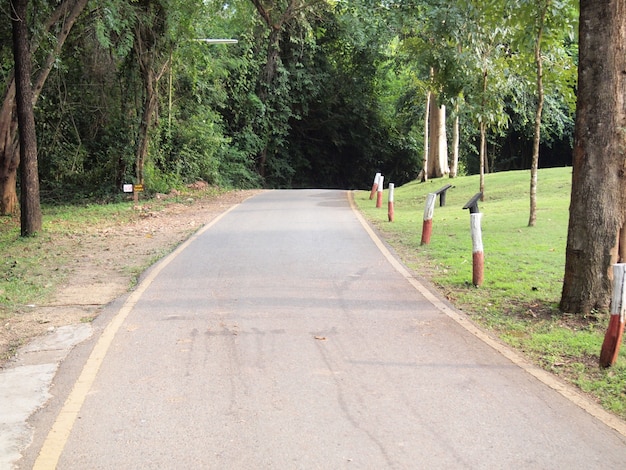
[[600, 263, 626, 368], [370, 172, 381, 200], [388, 183, 395, 222], [462, 193, 484, 286], [376, 175, 384, 208], [420, 193, 437, 245], [470, 213, 484, 287]]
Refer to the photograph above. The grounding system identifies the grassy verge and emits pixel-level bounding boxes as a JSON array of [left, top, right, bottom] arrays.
[[0, 188, 221, 323], [355, 167, 626, 419]]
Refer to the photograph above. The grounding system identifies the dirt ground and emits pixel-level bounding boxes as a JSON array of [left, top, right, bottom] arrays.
[[0, 189, 261, 366]]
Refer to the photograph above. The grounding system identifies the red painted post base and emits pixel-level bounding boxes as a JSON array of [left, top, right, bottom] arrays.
[[600, 315, 624, 368], [421, 219, 433, 245], [472, 251, 484, 287], [388, 201, 394, 222], [370, 183, 378, 200], [370, 172, 381, 200]]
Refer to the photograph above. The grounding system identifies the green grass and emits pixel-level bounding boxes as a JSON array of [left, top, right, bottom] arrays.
[[0, 201, 138, 318], [355, 167, 626, 418], [0, 187, 225, 320]]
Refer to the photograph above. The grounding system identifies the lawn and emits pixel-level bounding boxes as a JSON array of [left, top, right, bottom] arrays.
[[354, 167, 626, 418]]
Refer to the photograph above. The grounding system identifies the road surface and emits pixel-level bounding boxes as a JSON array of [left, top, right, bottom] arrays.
[[18, 190, 626, 468]]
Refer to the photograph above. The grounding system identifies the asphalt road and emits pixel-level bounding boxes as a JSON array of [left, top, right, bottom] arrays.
[[19, 190, 626, 469]]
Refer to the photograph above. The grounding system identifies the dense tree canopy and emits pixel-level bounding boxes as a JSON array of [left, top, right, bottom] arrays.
[[0, 0, 578, 199]]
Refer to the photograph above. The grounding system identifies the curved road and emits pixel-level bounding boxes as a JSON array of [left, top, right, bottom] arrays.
[[20, 190, 626, 468]]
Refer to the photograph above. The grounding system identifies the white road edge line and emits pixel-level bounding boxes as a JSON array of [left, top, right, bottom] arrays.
[[347, 190, 626, 439], [32, 200, 249, 469]]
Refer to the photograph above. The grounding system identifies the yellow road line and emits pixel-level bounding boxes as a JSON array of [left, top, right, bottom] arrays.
[[33, 202, 246, 469], [347, 190, 626, 439]]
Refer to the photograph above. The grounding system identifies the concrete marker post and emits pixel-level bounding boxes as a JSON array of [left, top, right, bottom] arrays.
[[376, 175, 384, 208], [600, 263, 626, 368], [470, 213, 484, 287], [388, 183, 395, 222], [370, 172, 381, 200], [462, 193, 484, 287], [420, 192, 437, 245]]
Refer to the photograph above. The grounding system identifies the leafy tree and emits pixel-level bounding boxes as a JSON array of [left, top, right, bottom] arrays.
[[0, 0, 89, 215], [510, 0, 577, 227], [0, 0, 582, 205]]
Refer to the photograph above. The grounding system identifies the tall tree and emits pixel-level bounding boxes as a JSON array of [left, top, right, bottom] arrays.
[[560, 0, 626, 314], [0, 0, 88, 215], [463, 0, 510, 199], [133, 0, 170, 186], [250, 0, 299, 178], [511, 0, 577, 227], [11, 0, 41, 235], [527, 0, 549, 227]]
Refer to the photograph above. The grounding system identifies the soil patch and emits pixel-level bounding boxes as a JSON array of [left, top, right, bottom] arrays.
[[0, 189, 260, 366]]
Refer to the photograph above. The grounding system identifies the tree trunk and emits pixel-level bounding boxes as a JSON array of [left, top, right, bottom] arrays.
[[427, 97, 448, 178], [450, 101, 459, 178], [422, 89, 431, 182], [560, 0, 626, 314], [134, 2, 169, 187], [136, 72, 158, 185], [528, 1, 548, 228], [479, 69, 488, 200], [0, 80, 19, 214], [257, 28, 281, 178], [479, 120, 486, 198], [12, 0, 42, 235]]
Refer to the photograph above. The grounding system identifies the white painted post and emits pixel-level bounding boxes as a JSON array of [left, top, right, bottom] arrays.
[[470, 213, 484, 287], [376, 175, 384, 208], [600, 263, 626, 367], [388, 183, 395, 222], [420, 193, 437, 244], [370, 172, 381, 200]]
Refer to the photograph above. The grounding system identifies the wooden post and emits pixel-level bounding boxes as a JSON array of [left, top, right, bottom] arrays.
[[420, 193, 437, 245], [470, 213, 484, 287], [388, 183, 395, 222], [376, 175, 384, 208], [370, 172, 381, 200], [600, 263, 626, 367]]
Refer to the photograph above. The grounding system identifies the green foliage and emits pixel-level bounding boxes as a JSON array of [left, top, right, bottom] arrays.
[[2, 0, 579, 199], [391, 0, 577, 174], [93, 0, 136, 58]]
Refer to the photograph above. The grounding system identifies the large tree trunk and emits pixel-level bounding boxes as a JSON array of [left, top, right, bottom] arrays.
[[560, 0, 626, 314], [0, 0, 88, 215], [427, 97, 448, 178], [12, 0, 42, 235]]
